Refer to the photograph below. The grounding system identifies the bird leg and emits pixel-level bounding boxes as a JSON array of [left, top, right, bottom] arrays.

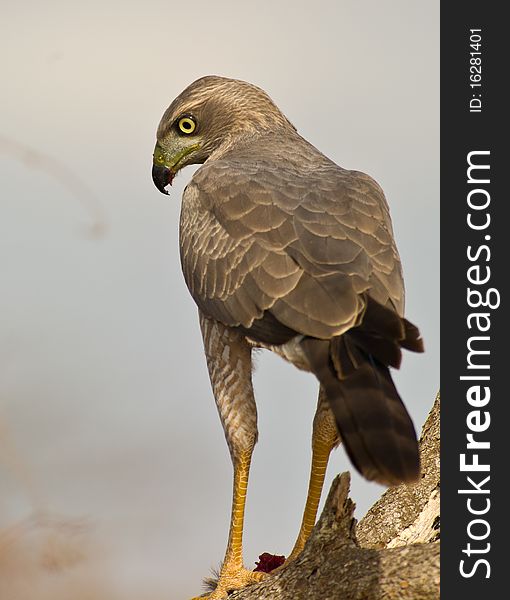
[[204, 448, 265, 599], [286, 387, 339, 563], [194, 314, 264, 600]]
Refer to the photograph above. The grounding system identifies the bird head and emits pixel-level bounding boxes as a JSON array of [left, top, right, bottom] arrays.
[[152, 75, 295, 194]]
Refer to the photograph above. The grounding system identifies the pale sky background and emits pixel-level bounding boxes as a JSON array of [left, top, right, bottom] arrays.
[[0, 1, 439, 598]]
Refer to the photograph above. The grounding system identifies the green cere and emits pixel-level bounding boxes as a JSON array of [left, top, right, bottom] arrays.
[[153, 142, 201, 171]]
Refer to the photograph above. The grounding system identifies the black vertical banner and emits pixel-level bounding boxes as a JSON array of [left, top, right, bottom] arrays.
[[441, 3, 506, 597]]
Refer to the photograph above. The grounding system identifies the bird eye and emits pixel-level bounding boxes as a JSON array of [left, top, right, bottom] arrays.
[[177, 116, 196, 135]]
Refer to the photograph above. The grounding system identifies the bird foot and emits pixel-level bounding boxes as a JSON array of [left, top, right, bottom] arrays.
[[190, 567, 266, 599]]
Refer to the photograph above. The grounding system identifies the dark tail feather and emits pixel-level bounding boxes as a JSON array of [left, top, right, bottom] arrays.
[[351, 296, 425, 361], [300, 300, 423, 486], [401, 318, 425, 353]]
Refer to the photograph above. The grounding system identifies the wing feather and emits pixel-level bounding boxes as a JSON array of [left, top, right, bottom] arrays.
[[179, 135, 405, 339]]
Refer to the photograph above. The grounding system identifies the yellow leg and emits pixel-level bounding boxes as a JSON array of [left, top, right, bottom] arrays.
[[192, 449, 265, 600], [194, 316, 264, 599], [287, 390, 338, 562]]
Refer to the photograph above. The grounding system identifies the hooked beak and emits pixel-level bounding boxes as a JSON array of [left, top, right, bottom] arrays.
[[152, 164, 173, 195], [152, 143, 175, 195], [152, 142, 201, 195]]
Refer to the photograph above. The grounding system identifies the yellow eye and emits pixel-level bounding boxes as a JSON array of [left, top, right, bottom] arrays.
[[178, 116, 196, 134]]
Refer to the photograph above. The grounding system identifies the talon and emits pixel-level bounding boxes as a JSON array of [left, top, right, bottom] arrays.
[[192, 567, 266, 599]]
